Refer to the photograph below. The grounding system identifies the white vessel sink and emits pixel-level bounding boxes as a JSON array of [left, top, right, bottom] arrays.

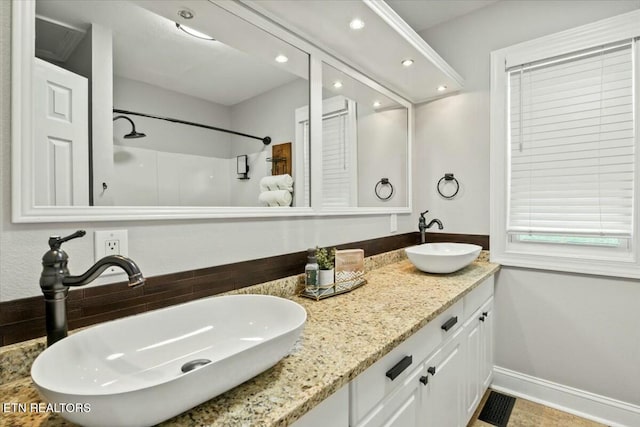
[[31, 294, 307, 427], [405, 243, 482, 274]]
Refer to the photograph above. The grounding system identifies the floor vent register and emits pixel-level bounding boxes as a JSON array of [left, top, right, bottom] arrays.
[[478, 391, 517, 427]]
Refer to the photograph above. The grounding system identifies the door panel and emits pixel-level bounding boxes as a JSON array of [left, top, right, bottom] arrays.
[[33, 58, 89, 206]]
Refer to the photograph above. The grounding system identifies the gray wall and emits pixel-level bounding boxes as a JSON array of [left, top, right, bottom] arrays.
[[0, 0, 415, 301], [357, 107, 408, 207], [113, 76, 233, 158], [417, 0, 640, 408], [229, 78, 308, 207]]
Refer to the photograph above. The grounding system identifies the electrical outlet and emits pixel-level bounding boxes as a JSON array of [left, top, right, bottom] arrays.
[[390, 214, 398, 233], [95, 230, 128, 276], [105, 239, 120, 255]]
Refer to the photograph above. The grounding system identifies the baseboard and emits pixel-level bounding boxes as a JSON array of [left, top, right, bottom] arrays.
[[492, 366, 640, 427]]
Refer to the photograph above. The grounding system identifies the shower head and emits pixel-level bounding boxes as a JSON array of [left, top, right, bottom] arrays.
[[113, 115, 146, 139], [124, 130, 146, 139]]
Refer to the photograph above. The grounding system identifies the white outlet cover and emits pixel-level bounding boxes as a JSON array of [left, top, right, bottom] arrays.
[[390, 214, 398, 233], [94, 230, 128, 277]]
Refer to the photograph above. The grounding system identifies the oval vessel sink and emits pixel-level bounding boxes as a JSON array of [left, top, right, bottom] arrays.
[[405, 242, 482, 273], [31, 294, 307, 427]]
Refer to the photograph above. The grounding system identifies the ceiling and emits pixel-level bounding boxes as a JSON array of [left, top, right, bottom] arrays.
[[386, 0, 499, 33], [35, 0, 304, 106], [35, 0, 499, 106], [246, 0, 469, 103]]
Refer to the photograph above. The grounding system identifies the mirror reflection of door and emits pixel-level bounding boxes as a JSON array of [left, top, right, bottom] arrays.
[[33, 58, 89, 206]]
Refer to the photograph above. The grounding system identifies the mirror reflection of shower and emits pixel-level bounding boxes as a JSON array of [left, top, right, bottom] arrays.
[[113, 115, 146, 139]]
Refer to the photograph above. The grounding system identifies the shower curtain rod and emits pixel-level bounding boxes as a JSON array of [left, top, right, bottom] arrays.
[[113, 109, 272, 145]]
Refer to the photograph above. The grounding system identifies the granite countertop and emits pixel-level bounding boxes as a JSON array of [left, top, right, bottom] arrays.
[[0, 254, 499, 427]]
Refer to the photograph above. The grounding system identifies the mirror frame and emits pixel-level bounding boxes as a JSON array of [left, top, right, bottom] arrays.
[[11, 0, 412, 223]]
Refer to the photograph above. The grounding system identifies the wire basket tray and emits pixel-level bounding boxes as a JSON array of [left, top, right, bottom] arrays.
[[300, 274, 367, 301]]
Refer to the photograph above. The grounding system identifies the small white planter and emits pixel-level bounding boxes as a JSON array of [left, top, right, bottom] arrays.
[[318, 269, 335, 286]]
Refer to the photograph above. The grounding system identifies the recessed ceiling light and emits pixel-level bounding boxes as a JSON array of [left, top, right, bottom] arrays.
[[437, 85, 447, 92], [275, 55, 289, 63], [349, 18, 365, 30], [333, 81, 343, 89], [373, 101, 381, 108], [401, 59, 414, 67], [177, 9, 194, 20], [175, 23, 215, 41]]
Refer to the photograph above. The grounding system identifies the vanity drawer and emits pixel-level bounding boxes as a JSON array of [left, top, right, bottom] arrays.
[[463, 276, 494, 321], [349, 299, 463, 425]]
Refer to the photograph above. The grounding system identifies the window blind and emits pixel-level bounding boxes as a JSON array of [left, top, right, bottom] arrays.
[[322, 112, 351, 207], [300, 109, 354, 207], [507, 41, 635, 237]]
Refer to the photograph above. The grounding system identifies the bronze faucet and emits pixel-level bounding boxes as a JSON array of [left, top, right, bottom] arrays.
[[418, 210, 444, 243], [40, 230, 145, 346]]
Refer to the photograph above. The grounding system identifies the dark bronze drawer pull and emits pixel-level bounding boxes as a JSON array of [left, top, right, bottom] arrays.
[[385, 355, 412, 381], [441, 316, 458, 332]]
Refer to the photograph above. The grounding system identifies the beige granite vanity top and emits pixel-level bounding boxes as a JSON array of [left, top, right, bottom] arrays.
[[0, 251, 498, 427]]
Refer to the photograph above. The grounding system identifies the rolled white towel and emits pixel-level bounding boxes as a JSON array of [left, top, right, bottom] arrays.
[[259, 174, 294, 192], [259, 190, 292, 207]]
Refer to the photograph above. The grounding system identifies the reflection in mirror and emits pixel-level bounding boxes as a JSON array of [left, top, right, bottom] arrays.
[[314, 63, 408, 208], [33, 0, 309, 208]]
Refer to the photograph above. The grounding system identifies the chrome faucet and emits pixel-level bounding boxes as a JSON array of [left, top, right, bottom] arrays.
[[418, 210, 444, 244], [40, 230, 145, 346]]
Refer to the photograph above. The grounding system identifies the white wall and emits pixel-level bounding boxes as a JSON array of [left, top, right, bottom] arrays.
[[113, 76, 232, 158], [90, 24, 115, 206], [0, 1, 415, 302], [357, 107, 408, 207], [417, 0, 640, 413], [229, 78, 308, 206], [111, 146, 232, 206], [111, 77, 236, 206]]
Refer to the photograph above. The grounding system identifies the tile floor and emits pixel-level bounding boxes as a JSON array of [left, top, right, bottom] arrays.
[[468, 390, 606, 427]]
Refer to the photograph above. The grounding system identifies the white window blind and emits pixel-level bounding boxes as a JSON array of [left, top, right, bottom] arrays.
[[322, 111, 351, 207], [300, 110, 354, 207], [507, 41, 635, 238]]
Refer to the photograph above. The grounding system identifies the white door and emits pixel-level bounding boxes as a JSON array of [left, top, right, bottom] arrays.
[[33, 58, 89, 206]]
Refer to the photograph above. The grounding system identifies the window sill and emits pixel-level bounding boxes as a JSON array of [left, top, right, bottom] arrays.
[[490, 251, 640, 279]]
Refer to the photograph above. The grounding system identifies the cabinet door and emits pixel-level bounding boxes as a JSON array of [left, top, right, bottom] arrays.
[[355, 365, 425, 427], [423, 328, 464, 427], [463, 309, 482, 424], [480, 297, 494, 389], [291, 385, 348, 427]]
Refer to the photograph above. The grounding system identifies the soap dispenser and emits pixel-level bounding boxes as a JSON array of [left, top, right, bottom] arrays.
[[305, 248, 319, 295]]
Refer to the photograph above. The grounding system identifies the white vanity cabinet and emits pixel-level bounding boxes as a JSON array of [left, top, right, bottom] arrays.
[[354, 365, 425, 427], [352, 275, 495, 427], [480, 297, 495, 391], [295, 275, 495, 427], [422, 327, 465, 427]]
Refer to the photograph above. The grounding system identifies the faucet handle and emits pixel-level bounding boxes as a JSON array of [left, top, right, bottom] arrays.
[[420, 210, 429, 218], [48, 230, 87, 250]]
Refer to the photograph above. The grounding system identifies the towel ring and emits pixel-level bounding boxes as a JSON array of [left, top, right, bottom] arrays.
[[437, 173, 459, 199], [375, 178, 394, 201]]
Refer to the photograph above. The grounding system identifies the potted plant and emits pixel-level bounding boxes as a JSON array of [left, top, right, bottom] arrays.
[[316, 246, 336, 287]]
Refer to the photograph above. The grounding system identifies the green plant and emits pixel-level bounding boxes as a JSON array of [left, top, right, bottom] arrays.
[[316, 246, 336, 270]]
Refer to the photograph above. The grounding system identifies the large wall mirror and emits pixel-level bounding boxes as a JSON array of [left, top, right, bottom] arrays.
[[12, 0, 411, 222], [32, 0, 309, 208]]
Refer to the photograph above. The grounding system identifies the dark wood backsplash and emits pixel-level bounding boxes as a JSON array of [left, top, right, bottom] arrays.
[[0, 232, 487, 346]]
